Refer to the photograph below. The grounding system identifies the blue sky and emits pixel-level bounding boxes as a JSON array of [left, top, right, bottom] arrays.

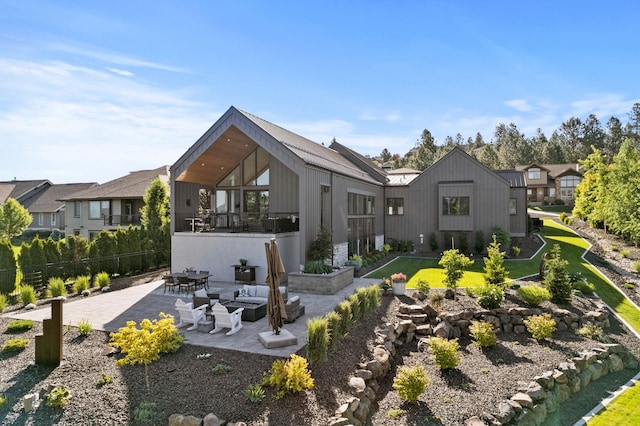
[[1, 1, 639, 184]]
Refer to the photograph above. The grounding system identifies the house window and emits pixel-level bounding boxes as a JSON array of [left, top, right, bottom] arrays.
[[74, 201, 81, 217], [549, 188, 556, 198], [509, 198, 517, 215], [243, 147, 270, 186], [38, 213, 44, 226], [244, 190, 269, 219], [442, 196, 469, 215], [560, 175, 580, 200], [387, 198, 404, 215], [89, 200, 110, 219], [348, 193, 375, 215], [51, 213, 57, 226], [528, 168, 540, 179]]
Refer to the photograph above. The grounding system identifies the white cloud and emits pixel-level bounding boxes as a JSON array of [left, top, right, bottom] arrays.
[[570, 93, 639, 119], [505, 99, 533, 112], [107, 67, 134, 77], [358, 112, 402, 122]]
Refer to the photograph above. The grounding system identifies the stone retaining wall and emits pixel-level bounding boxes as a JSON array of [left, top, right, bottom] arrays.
[[287, 267, 354, 295], [328, 300, 636, 426]]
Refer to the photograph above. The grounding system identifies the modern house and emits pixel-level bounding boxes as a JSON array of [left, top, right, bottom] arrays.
[[0, 180, 96, 234], [515, 163, 583, 205], [170, 106, 527, 284], [60, 166, 170, 240]]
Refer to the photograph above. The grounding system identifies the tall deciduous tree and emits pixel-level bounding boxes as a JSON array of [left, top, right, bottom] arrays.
[[438, 249, 473, 299], [141, 178, 171, 266], [605, 139, 640, 245], [0, 198, 32, 240]]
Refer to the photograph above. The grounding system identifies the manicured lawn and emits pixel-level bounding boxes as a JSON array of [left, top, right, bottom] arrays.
[[530, 205, 574, 214], [588, 380, 640, 425]]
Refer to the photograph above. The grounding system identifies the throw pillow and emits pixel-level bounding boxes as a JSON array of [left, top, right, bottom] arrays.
[[238, 288, 249, 298], [194, 288, 208, 298]]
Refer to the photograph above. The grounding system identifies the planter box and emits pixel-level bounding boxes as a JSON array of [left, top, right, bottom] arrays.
[[287, 267, 354, 295]]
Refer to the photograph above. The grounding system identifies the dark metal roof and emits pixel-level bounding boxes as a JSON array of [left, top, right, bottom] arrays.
[[496, 170, 527, 187]]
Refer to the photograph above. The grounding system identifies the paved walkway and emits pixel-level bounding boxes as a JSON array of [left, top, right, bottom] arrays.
[[3, 277, 379, 358]]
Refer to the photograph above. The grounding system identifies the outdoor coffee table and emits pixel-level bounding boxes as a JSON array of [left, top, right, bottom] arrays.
[[222, 301, 267, 322]]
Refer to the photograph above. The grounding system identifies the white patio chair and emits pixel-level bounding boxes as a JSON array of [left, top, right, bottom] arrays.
[[209, 303, 244, 336], [174, 299, 207, 331]]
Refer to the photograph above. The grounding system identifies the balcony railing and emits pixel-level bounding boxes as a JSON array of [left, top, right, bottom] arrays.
[[175, 212, 299, 233], [103, 215, 142, 226]]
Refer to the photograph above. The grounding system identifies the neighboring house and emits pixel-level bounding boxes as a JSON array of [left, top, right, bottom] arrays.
[[60, 166, 170, 240], [0, 180, 96, 234], [515, 163, 583, 204], [170, 106, 527, 283]]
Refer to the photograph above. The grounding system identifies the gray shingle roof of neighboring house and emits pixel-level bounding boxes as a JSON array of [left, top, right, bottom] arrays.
[[0, 180, 51, 203], [60, 166, 170, 201], [21, 183, 97, 212], [495, 170, 527, 187], [515, 163, 582, 178], [238, 110, 380, 184]]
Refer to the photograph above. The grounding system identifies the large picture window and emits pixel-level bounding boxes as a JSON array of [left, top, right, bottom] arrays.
[[528, 168, 540, 179], [348, 193, 375, 215], [442, 196, 469, 216], [387, 198, 404, 215], [89, 200, 110, 219]]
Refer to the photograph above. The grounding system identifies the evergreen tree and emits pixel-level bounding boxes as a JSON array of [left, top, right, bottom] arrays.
[[141, 178, 170, 267], [89, 230, 117, 275], [483, 235, 507, 285], [0, 239, 17, 293], [543, 244, 571, 304]]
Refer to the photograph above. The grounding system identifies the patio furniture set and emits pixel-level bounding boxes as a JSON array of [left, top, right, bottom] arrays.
[[163, 271, 211, 294], [173, 285, 305, 335]]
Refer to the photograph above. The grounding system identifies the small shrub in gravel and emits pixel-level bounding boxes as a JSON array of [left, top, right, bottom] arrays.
[[633, 260, 640, 273], [73, 275, 90, 294], [469, 321, 497, 348], [2, 338, 29, 353], [211, 363, 231, 374], [572, 280, 596, 295], [133, 401, 157, 422], [0, 394, 6, 409], [543, 244, 572, 304], [393, 365, 430, 402], [415, 279, 430, 294], [428, 292, 444, 308], [263, 354, 314, 399], [97, 373, 113, 387], [577, 322, 610, 342], [47, 277, 67, 297], [46, 385, 70, 408], [6, 319, 34, 333], [19, 285, 36, 306], [426, 337, 461, 370], [306, 316, 330, 363], [78, 318, 92, 336], [94, 271, 111, 288], [517, 285, 551, 306], [475, 284, 504, 309], [524, 313, 556, 340], [243, 383, 266, 402]]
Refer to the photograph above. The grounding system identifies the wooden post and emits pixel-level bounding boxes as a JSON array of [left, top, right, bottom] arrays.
[[35, 298, 63, 366]]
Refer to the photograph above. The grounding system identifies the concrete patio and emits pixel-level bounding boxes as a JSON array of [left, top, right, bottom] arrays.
[[4, 277, 380, 358]]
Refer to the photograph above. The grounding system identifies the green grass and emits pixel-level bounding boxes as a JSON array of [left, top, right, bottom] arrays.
[[531, 205, 574, 214], [587, 381, 640, 425]]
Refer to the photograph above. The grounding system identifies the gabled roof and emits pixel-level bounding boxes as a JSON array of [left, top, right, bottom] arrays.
[[21, 183, 97, 212], [239, 110, 380, 183], [0, 180, 51, 203], [420, 147, 511, 187], [385, 167, 421, 186], [328, 140, 388, 184], [61, 166, 169, 201], [516, 163, 582, 178]]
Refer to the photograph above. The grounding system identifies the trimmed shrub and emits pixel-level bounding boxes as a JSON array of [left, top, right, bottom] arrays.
[[572, 280, 596, 295], [334, 300, 354, 333], [47, 277, 66, 298], [6, 319, 34, 333], [324, 311, 342, 349], [524, 313, 556, 340], [543, 245, 571, 304], [483, 235, 507, 285], [427, 337, 461, 370], [633, 260, 640, 273], [517, 285, 551, 306], [263, 354, 314, 399], [2, 338, 29, 353], [94, 271, 111, 289], [393, 365, 430, 402], [0, 293, 6, 313], [475, 284, 504, 309], [20, 285, 36, 306], [415, 279, 430, 294], [469, 321, 497, 348], [365, 284, 381, 314], [303, 261, 333, 274], [74, 275, 90, 294], [347, 294, 364, 322], [306, 317, 330, 363]]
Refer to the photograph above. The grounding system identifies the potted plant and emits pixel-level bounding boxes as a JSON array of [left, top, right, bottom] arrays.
[[391, 272, 407, 295], [380, 277, 392, 295], [239, 258, 248, 266], [345, 254, 362, 270]]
